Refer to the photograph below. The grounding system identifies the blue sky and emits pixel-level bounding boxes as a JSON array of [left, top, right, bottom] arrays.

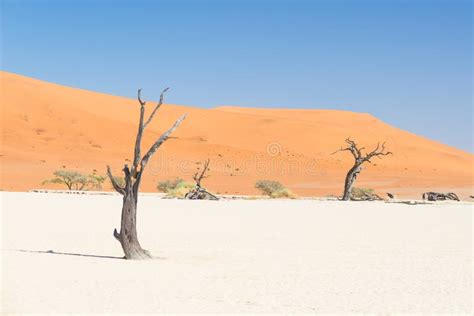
[[1, 0, 472, 151]]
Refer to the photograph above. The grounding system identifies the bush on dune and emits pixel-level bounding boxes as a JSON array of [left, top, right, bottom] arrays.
[[255, 180, 296, 199]]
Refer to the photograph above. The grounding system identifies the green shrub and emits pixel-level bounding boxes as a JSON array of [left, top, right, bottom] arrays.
[[43, 170, 105, 191], [270, 187, 297, 199], [88, 173, 106, 189], [255, 180, 296, 199], [167, 181, 195, 198], [255, 180, 283, 196], [157, 178, 194, 198], [351, 187, 375, 199], [157, 178, 185, 193]]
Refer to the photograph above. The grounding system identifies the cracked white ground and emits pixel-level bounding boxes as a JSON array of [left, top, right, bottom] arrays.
[[1, 192, 472, 313]]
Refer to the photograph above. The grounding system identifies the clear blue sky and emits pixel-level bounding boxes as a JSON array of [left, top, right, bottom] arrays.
[[1, 0, 472, 151]]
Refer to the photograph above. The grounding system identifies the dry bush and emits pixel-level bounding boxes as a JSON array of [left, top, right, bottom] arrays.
[[255, 180, 296, 199], [157, 178, 184, 193], [157, 178, 194, 198], [351, 187, 375, 199]]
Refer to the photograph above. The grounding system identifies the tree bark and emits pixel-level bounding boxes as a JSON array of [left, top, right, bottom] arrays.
[[342, 164, 361, 201], [115, 180, 151, 259]]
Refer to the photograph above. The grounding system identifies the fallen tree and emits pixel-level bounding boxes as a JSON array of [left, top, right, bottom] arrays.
[[422, 192, 460, 201], [106, 88, 186, 259]]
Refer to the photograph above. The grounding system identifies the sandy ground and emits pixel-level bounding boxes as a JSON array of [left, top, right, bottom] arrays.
[[1, 71, 473, 198], [1, 192, 472, 314]]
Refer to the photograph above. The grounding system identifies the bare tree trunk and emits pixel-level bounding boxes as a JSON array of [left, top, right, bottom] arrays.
[[342, 164, 361, 201], [111, 168, 151, 259], [116, 191, 150, 258]]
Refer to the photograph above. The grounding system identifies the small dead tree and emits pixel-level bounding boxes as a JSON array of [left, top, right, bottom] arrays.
[[185, 159, 218, 200], [333, 138, 392, 201], [193, 159, 210, 188], [106, 88, 186, 259]]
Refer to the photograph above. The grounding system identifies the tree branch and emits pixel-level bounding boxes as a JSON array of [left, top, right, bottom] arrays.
[[140, 114, 187, 169], [143, 87, 169, 129], [363, 142, 392, 162], [137, 88, 146, 106], [123, 164, 131, 179], [193, 159, 210, 186], [133, 89, 146, 173], [334, 138, 392, 165], [331, 147, 349, 155], [332, 138, 359, 160], [106, 165, 125, 195], [113, 228, 121, 241]]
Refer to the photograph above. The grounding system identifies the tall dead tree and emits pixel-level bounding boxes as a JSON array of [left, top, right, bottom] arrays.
[[106, 88, 186, 259], [333, 138, 392, 201]]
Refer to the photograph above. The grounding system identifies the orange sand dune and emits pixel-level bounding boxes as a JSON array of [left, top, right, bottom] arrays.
[[1, 71, 473, 198]]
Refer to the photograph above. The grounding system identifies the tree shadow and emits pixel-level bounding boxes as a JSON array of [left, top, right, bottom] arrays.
[[14, 249, 124, 260]]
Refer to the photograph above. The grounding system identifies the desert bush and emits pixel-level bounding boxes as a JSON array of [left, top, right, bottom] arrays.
[[255, 180, 296, 199], [43, 170, 105, 191], [157, 178, 194, 198], [88, 173, 106, 189], [157, 178, 185, 192], [270, 187, 296, 199], [167, 181, 195, 198], [351, 187, 375, 199], [255, 180, 283, 196]]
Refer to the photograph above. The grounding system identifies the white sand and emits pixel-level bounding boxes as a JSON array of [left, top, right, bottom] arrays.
[[1, 192, 472, 314]]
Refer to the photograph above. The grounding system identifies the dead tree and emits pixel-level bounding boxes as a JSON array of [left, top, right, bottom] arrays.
[[422, 192, 460, 201], [106, 88, 186, 259], [185, 159, 219, 200], [333, 138, 392, 201], [194, 159, 211, 186]]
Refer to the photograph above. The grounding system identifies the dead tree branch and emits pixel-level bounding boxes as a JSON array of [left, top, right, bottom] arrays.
[[143, 87, 169, 128], [106, 165, 125, 195], [193, 159, 210, 187]]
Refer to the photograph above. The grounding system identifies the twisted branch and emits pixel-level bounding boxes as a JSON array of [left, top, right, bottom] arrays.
[[193, 159, 211, 186], [140, 114, 187, 169], [106, 165, 125, 195], [333, 138, 392, 163], [143, 87, 169, 129]]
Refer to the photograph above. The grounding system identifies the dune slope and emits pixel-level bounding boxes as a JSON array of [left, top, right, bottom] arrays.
[[1, 71, 472, 198]]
